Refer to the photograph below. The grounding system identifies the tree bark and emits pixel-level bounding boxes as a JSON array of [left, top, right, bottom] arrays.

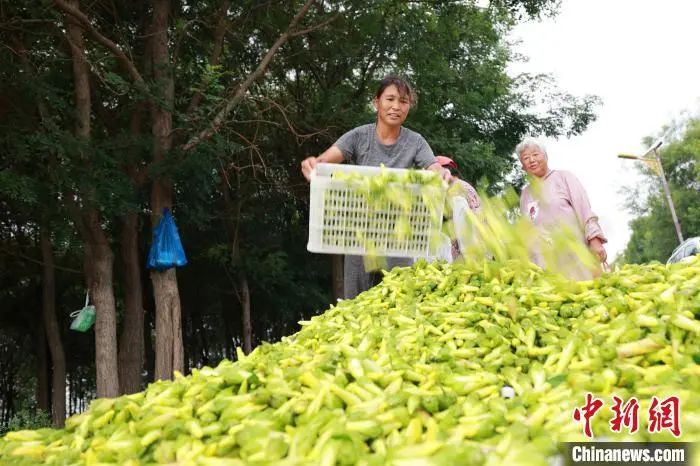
[[66, 4, 90, 141], [40, 228, 66, 427], [151, 269, 183, 378], [143, 295, 156, 384], [149, 0, 184, 381], [220, 297, 235, 360], [239, 273, 252, 355], [118, 213, 144, 394], [83, 214, 120, 398], [221, 170, 253, 354], [65, 0, 120, 398], [331, 255, 344, 302], [190, 290, 210, 365]]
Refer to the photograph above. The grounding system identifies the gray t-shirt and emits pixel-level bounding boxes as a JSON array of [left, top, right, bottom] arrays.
[[334, 123, 436, 169], [333, 123, 436, 299]]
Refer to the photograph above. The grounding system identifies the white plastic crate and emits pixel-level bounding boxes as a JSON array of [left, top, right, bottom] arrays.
[[307, 163, 447, 258]]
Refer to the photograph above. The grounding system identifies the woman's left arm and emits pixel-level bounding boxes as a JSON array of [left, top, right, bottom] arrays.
[[563, 172, 607, 261], [415, 136, 452, 181]]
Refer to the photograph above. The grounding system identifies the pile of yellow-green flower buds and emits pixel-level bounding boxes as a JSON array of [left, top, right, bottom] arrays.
[[2, 255, 699, 465]]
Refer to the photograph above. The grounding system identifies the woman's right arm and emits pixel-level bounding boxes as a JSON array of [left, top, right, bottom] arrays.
[[300, 145, 345, 181]]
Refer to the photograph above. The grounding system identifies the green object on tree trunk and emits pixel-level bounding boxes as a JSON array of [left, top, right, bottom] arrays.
[[69, 293, 95, 332]]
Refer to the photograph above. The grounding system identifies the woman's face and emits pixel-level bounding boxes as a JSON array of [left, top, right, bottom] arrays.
[[519, 146, 549, 178], [373, 85, 411, 128]]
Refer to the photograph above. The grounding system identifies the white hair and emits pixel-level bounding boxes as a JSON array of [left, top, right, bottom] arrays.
[[515, 137, 548, 158]]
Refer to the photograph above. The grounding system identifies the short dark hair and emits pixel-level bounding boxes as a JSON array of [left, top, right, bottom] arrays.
[[374, 74, 417, 107]]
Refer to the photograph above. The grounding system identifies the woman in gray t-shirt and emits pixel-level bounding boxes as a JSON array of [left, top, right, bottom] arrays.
[[301, 75, 451, 299]]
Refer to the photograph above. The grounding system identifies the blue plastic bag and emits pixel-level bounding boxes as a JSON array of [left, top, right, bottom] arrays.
[[147, 207, 188, 270]]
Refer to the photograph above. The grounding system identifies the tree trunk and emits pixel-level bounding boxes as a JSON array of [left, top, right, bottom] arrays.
[[40, 228, 66, 427], [182, 309, 192, 371], [151, 269, 183, 378], [118, 213, 144, 394], [35, 315, 50, 414], [331, 255, 344, 302], [67, 376, 72, 416], [221, 171, 253, 355], [65, 0, 119, 398], [143, 296, 156, 384], [66, 2, 90, 140], [190, 300, 210, 366], [83, 214, 120, 398], [239, 273, 252, 355], [220, 298, 234, 360], [149, 0, 184, 381]]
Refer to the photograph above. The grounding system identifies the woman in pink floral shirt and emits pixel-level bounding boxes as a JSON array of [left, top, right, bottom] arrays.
[[435, 156, 482, 261], [516, 138, 607, 280]]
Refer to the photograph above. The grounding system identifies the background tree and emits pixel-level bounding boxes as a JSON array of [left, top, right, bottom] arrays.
[[621, 117, 700, 264], [0, 0, 600, 427]]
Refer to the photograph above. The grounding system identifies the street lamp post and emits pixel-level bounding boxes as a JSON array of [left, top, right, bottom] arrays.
[[618, 140, 684, 245]]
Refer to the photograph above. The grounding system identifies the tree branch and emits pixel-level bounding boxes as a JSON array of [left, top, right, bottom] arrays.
[[251, 96, 327, 142], [52, 0, 144, 84], [186, 0, 233, 117], [61, 192, 90, 241], [289, 12, 340, 37], [183, 0, 335, 152], [8, 34, 52, 124], [0, 246, 82, 274]]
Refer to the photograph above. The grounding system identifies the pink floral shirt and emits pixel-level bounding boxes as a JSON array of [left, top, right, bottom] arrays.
[[520, 170, 606, 280], [450, 179, 482, 259], [455, 179, 482, 213]]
